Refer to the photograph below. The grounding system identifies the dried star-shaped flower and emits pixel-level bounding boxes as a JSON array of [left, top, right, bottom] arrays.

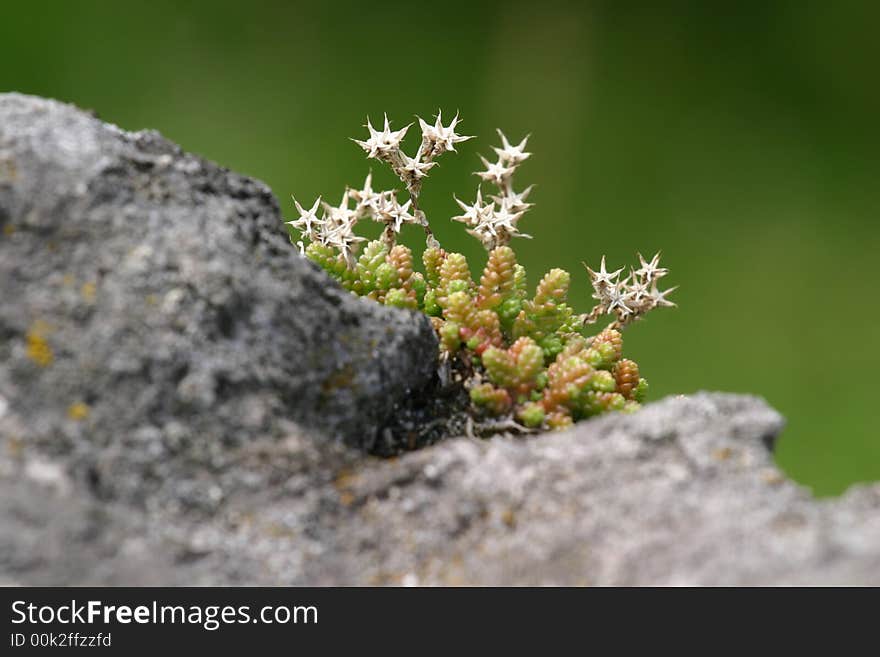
[[466, 222, 499, 249], [493, 130, 531, 165], [492, 185, 534, 214], [386, 198, 418, 234], [626, 269, 650, 303], [372, 192, 398, 222], [494, 222, 532, 244], [647, 282, 677, 308], [606, 282, 634, 317], [418, 110, 474, 157], [400, 154, 437, 181], [452, 187, 495, 227], [314, 217, 340, 246], [490, 205, 525, 234], [635, 252, 668, 282], [349, 172, 385, 219], [583, 256, 624, 291], [462, 203, 531, 250], [353, 114, 411, 160], [288, 196, 323, 238], [351, 121, 384, 159], [323, 189, 359, 229], [475, 155, 517, 186], [325, 222, 366, 268]]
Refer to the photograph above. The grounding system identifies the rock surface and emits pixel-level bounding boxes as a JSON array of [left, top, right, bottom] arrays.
[[1, 94, 879, 585], [0, 93, 438, 506], [3, 391, 880, 586]]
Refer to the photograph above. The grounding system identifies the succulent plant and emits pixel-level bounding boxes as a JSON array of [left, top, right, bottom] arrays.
[[286, 112, 677, 432]]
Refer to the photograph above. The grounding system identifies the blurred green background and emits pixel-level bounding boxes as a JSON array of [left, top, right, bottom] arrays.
[[2, 1, 877, 496]]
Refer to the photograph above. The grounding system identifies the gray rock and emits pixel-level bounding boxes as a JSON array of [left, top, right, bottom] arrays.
[[142, 392, 880, 585], [0, 93, 438, 505], [327, 391, 878, 586], [4, 390, 879, 585], [1, 94, 878, 586], [0, 471, 178, 586]]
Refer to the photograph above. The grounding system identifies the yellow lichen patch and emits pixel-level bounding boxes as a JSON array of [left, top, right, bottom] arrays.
[[80, 282, 97, 303], [334, 467, 358, 489], [321, 364, 356, 394], [145, 294, 158, 306], [712, 446, 733, 462], [0, 158, 17, 182], [67, 402, 90, 421], [2, 223, 14, 237], [5, 436, 24, 458], [334, 467, 359, 507], [25, 322, 54, 367], [262, 522, 298, 540], [762, 468, 785, 486]]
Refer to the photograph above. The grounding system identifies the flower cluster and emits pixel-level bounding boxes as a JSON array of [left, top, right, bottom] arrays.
[[453, 131, 534, 250], [286, 111, 677, 434], [289, 111, 472, 260], [581, 252, 677, 329]]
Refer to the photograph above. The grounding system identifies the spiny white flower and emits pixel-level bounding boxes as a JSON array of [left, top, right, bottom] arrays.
[[583, 256, 624, 291], [371, 190, 399, 221], [490, 204, 525, 234], [635, 252, 668, 282], [385, 198, 419, 234], [466, 222, 500, 249], [324, 222, 366, 268], [322, 189, 358, 229], [626, 269, 650, 303], [463, 207, 531, 250], [493, 130, 531, 165], [492, 185, 534, 213], [606, 282, 634, 318], [400, 154, 437, 181], [351, 120, 385, 159], [353, 114, 411, 160], [418, 110, 474, 158], [493, 222, 532, 244], [347, 171, 374, 202], [452, 187, 495, 227], [314, 219, 342, 246], [647, 282, 677, 308], [475, 155, 517, 186], [333, 238, 362, 269], [348, 172, 385, 219], [287, 196, 323, 238], [372, 191, 398, 222]]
